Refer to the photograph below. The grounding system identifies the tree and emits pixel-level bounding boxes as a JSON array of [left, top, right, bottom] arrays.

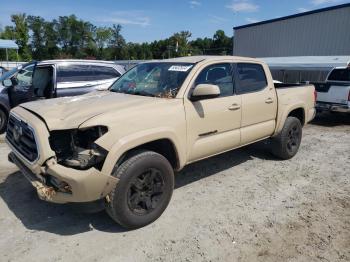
[[43, 20, 59, 59], [212, 30, 232, 55], [109, 24, 127, 60], [27, 15, 45, 59], [170, 31, 192, 57], [1, 12, 234, 61], [95, 27, 112, 58], [11, 14, 31, 60]]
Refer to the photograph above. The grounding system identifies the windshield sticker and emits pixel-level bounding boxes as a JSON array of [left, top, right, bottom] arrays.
[[168, 65, 193, 72]]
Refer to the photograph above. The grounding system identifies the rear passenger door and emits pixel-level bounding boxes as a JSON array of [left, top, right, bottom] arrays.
[[235, 63, 277, 145], [56, 64, 97, 97], [56, 64, 121, 97], [89, 65, 121, 90]]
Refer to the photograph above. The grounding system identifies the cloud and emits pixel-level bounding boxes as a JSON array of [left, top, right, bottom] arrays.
[[99, 11, 150, 27], [189, 1, 201, 8], [311, 0, 341, 5], [209, 15, 229, 24], [245, 17, 259, 23], [226, 0, 259, 13], [297, 7, 310, 12]]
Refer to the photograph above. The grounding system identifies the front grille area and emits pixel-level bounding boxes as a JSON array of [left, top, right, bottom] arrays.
[[6, 114, 38, 162]]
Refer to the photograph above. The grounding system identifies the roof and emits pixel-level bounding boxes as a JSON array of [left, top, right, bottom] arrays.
[[152, 55, 261, 63], [261, 56, 350, 70], [37, 59, 126, 73], [40, 59, 116, 64], [234, 3, 350, 30], [0, 39, 19, 49]]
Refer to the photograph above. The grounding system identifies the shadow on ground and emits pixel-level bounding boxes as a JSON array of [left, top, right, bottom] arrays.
[[311, 112, 349, 127], [0, 140, 274, 236]]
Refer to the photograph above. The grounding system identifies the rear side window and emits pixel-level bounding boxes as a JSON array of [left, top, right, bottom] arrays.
[[57, 64, 120, 82], [57, 64, 94, 82], [236, 63, 267, 94], [328, 69, 350, 82], [90, 65, 120, 80]]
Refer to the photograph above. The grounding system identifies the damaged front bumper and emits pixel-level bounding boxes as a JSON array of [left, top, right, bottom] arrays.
[[8, 152, 118, 204], [6, 107, 118, 204]]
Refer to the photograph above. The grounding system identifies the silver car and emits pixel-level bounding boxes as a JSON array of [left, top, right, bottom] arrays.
[[0, 60, 125, 133]]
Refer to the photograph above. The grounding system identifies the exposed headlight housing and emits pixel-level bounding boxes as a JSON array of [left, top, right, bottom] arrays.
[[49, 126, 108, 170]]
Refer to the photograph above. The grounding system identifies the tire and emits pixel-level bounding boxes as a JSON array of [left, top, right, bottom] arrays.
[[271, 117, 302, 160], [106, 150, 174, 229], [0, 108, 8, 134]]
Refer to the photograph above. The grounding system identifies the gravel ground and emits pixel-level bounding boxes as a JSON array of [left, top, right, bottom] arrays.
[[0, 113, 349, 262]]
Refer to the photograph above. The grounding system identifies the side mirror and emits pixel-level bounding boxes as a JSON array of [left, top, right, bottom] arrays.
[[3, 79, 13, 87], [190, 84, 220, 101]]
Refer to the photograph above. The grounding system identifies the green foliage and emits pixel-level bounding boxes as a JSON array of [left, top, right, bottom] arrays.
[[0, 13, 233, 61]]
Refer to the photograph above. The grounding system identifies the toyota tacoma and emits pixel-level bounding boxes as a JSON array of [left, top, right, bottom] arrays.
[[6, 56, 316, 229]]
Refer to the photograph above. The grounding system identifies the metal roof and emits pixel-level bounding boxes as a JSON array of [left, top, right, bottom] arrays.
[[261, 56, 350, 70], [234, 3, 350, 30], [0, 39, 19, 49]]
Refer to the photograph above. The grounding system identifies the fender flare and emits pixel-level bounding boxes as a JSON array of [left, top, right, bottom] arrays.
[[274, 103, 306, 136], [98, 128, 185, 176]]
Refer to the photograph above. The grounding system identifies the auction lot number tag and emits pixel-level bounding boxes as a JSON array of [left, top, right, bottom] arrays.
[[168, 65, 193, 72]]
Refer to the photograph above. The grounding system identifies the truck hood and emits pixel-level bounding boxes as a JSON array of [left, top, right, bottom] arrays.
[[20, 91, 171, 130]]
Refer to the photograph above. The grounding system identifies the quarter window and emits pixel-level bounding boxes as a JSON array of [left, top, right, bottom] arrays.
[[236, 63, 267, 94], [195, 63, 234, 97]]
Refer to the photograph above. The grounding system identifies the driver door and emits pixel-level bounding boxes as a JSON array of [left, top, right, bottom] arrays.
[[184, 63, 242, 162], [8, 63, 36, 107]]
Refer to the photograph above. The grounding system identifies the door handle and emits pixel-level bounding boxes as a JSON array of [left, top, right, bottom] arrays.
[[265, 98, 274, 104], [228, 104, 241, 111]]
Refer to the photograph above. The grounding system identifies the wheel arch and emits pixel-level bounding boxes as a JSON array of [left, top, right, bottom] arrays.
[[274, 105, 306, 136], [100, 130, 185, 176]]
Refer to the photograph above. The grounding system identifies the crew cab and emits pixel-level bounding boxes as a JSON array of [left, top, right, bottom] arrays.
[[6, 56, 316, 229], [314, 65, 350, 113], [0, 60, 125, 133]]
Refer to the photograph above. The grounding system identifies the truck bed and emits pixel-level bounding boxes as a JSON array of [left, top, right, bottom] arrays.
[[274, 83, 312, 89]]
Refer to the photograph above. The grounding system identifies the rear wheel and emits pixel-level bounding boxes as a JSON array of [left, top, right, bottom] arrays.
[[106, 150, 174, 229], [0, 108, 8, 134], [271, 117, 302, 160]]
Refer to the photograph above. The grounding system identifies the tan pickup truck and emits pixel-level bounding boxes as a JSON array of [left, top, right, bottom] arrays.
[[6, 56, 316, 229]]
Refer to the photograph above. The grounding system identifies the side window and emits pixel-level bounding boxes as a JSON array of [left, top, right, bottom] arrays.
[[90, 66, 121, 80], [236, 63, 267, 94], [195, 63, 234, 97], [15, 65, 34, 87], [57, 64, 94, 82]]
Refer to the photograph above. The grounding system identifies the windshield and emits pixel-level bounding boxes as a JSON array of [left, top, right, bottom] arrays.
[[110, 62, 194, 98], [328, 68, 350, 82]]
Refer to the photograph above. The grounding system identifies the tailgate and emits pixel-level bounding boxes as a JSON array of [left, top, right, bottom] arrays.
[[317, 83, 350, 105]]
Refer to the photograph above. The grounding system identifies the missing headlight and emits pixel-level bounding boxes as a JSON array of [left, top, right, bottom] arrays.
[[49, 126, 108, 170]]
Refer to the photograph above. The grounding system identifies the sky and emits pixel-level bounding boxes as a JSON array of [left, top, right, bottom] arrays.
[[0, 0, 349, 43]]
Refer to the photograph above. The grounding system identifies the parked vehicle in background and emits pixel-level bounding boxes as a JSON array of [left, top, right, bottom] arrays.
[[6, 56, 316, 229], [315, 65, 350, 113], [0, 60, 125, 133]]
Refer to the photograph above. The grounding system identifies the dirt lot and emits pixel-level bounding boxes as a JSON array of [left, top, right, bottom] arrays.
[[0, 113, 349, 262]]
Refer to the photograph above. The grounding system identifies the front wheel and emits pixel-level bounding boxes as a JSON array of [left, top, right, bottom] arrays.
[[106, 150, 174, 229], [271, 116, 302, 160], [0, 108, 8, 134]]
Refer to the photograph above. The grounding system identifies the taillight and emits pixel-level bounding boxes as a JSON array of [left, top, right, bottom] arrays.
[[314, 90, 317, 102], [348, 90, 350, 101]]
